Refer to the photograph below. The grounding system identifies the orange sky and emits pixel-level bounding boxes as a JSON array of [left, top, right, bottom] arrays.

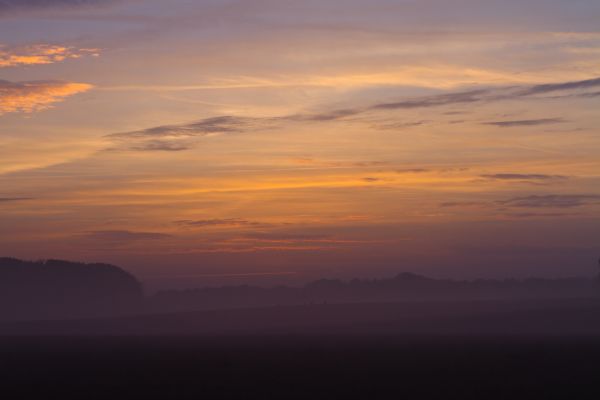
[[1, 0, 599, 288]]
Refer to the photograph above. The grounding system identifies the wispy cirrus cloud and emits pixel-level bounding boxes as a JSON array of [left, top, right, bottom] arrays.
[[362, 177, 381, 183], [287, 109, 361, 122], [236, 232, 364, 245], [480, 174, 568, 181], [0, 79, 92, 115], [439, 201, 487, 208], [107, 116, 257, 151], [502, 212, 578, 219], [373, 89, 489, 111], [129, 140, 192, 152], [497, 194, 600, 209], [106, 75, 600, 152], [0, 197, 33, 202], [315, 76, 600, 118], [518, 77, 600, 96], [290, 158, 388, 169], [442, 194, 600, 210], [484, 118, 567, 128], [81, 230, 171, 242], [110, 116, 248, 140], [396, 168, 431, 174], [0, 44, 99, 68], [174, 218, 262, 228]]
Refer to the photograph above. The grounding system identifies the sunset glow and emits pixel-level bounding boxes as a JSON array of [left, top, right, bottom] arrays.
[[1, 0, 599, 288]]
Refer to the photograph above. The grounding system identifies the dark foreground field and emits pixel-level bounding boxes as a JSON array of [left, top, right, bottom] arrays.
[[2, 335, 600, 399], [3, 298, 600, 399]]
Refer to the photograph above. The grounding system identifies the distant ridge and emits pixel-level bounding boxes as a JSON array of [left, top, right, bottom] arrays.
[[0, 257, 143, 321], [150, 270, 598, 313], [1, 257, 598, 320]]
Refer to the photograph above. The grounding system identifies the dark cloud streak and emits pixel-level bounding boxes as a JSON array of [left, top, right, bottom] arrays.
[[480, 174, 568, 181], [109, 116, 247, 140], [497, 194, 600, 209], [174, 219, 261, 228], [0, 197, 33, 202], [0, 0, 118, 15], [107, 76, 600, 152], [81, 230, 171, 242], [484, 118, 566, 128], [372, 89, 489, 110], [518, 77, 600, 96], [107, 116, 255, 152]]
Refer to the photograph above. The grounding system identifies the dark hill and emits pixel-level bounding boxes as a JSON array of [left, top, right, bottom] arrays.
[[0, 258, 143, 321]]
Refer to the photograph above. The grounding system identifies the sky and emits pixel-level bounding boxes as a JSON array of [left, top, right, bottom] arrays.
[[1, 0, 599, 289]]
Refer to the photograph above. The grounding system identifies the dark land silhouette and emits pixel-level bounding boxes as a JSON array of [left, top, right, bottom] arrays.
[[1, 257, 599, 324], [1, 257, 599, 330], [150, 271, 599, 313], [0, 257, 143, 321], [3, 257, 600, 399]]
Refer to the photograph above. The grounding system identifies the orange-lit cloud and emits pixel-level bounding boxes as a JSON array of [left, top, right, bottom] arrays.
[[0, 80, 92, 115], [0, 44, 100, 68]]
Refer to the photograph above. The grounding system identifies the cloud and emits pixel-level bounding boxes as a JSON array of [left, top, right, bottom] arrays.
[[0, 0, 117, 15], [287, 109, 362, 122], [372, 89, 489, 110], [396, 168, 430, 174], [497, 194, 600, 209], [81, 230, 171, 242], [108, 75, 600, 152], [0, 197, 33, 202], [439, 201, 486, 208], [290, 158, 388, 169], [294, 76, 600, 129], [442, 193, 600, 210], [351, 161, 387, 168], [0, 44, 99, 68], [484, 118, 566, 128], [107, 116, 257, 151], [365, 76, 600, 115], [242, 232, 334, 243], [502, 212, 578, 219], [374, 121, 428, 130], [110, 116, 247, 139], [174, 218, 261, 228], [0, 79, 92, 115], [577, 91, 600, 98], [129, 140, 192, 152], [362, 177, 380, 182], [480, 174, 568, 181], [517, 77, 600, 96]]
